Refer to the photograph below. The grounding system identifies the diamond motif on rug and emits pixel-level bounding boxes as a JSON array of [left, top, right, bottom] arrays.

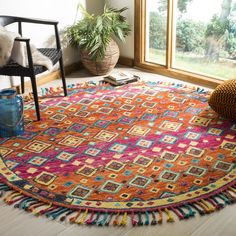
[[58, 135, 85, 148], [23, 140, 51, 153]]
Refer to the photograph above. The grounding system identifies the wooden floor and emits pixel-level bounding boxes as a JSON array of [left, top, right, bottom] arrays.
[[1, 67, 235, 236]]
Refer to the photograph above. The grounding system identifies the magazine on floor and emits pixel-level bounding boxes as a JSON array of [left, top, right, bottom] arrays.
[[103, 71, 140, 86]]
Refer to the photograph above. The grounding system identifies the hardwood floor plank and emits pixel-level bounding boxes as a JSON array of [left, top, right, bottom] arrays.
[[0, 205, 66, 236], [191, 204, 236, 236]]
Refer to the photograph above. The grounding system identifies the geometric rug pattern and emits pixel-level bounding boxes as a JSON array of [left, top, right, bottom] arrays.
[[0, 81, 235, 225]]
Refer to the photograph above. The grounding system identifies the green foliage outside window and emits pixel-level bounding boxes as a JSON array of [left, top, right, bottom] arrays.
[[149, 12, 236, 59]]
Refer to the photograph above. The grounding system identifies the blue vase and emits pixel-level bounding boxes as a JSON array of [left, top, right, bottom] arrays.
[[0, 88, 24, 137]]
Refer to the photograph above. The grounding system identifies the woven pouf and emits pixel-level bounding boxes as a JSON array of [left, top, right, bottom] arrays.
[[208, 79, 236, 120]]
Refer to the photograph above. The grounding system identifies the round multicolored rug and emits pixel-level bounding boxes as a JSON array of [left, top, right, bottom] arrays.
[[0, 81, 235, 226]]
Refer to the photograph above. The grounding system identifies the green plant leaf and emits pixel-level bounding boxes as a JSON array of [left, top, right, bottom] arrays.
[[65, 4, 131, 60]]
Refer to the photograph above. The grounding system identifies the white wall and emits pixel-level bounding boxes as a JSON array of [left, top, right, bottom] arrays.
[[0, 0, 83, 64], [106, 0, 135, 59], [0, 0, 104, 89], [86, 0, 104, 15]]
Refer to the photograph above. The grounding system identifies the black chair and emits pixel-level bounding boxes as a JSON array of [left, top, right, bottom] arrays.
[[0, 15, 67, 121]]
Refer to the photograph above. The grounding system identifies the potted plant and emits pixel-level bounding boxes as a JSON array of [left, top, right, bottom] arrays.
[[66, 5, 131, 75]]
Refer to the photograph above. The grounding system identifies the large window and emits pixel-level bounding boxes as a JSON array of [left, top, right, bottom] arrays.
[[146, 0, 168, 65], [136, 0, 236, 86]]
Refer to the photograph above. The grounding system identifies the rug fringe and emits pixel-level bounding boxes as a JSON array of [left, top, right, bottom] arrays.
[[144, 81, 211, 95], [23, 80, 106, 102], [0, 183, 235, 226], [22, 80, 211, 102]]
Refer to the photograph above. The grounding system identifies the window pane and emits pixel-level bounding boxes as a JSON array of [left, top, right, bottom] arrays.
[[146, 0, 168, 65], [173, 0, 236, 80]]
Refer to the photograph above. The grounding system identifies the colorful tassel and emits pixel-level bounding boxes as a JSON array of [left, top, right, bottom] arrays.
[[59, 210, 75, 222], [201, 199, 215, 212], [229, 187, 236, 194], [137, 212, 143, 226], [49, 87, 55, 94], [105, 212, 113, 226], [224, 191, 236, 203], [195, 201, 210, 214], [190, 203, 205, 216], [184, 204, 196, 217], [41, 88, 46, 96], [23, 200, 39, 211], [77, 209, 88, 225], [212, 196, 224, 209], [28, 202, 45, 212], [46, 208, 69, 220], [36, 205, 55, 216], [201, 201, 211, 214], [51, 208, 69, 220], [113, 212, 120, 226], [120, 212, 127, 226], [98, 212, 109, 226], [131, 211, 137, 226], [151, 211, 157, 225], [171, 207, 185, 220], [207, 198, 221, 210], [7, 195, 25, 205], [0, 184, 11, 191], [40, 206, 58, 217], [218, 193, 232, 205], [157, 209, 163, 224], [91, 212, 101, 225], [4, 191, 20, 203], [69, 210, 81, 224], [85, 211, 95, 225], [144, 211, 149, 225], [57, 86, 62, 92], [14, 197, 33, 209], [45, 88, 49, 94], [6, 194, 28, 205], [164, 208, 175, 223]]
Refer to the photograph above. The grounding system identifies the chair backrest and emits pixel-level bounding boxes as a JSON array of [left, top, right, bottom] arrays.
[[0, 15, 25, 26], [0, 16, 20, 26]]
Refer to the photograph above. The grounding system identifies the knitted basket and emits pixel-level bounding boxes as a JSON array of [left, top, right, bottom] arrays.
[[208, 79, 236, 120], [80, 39, 119, 76]]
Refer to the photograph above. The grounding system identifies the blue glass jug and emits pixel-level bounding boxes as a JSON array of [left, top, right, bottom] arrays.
[[0, 88, 24, 137]]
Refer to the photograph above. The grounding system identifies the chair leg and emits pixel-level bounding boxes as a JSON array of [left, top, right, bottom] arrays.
[[21, 76, 25, 94], [30, 76, 41, 121], [59, 57, 67, 96]]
